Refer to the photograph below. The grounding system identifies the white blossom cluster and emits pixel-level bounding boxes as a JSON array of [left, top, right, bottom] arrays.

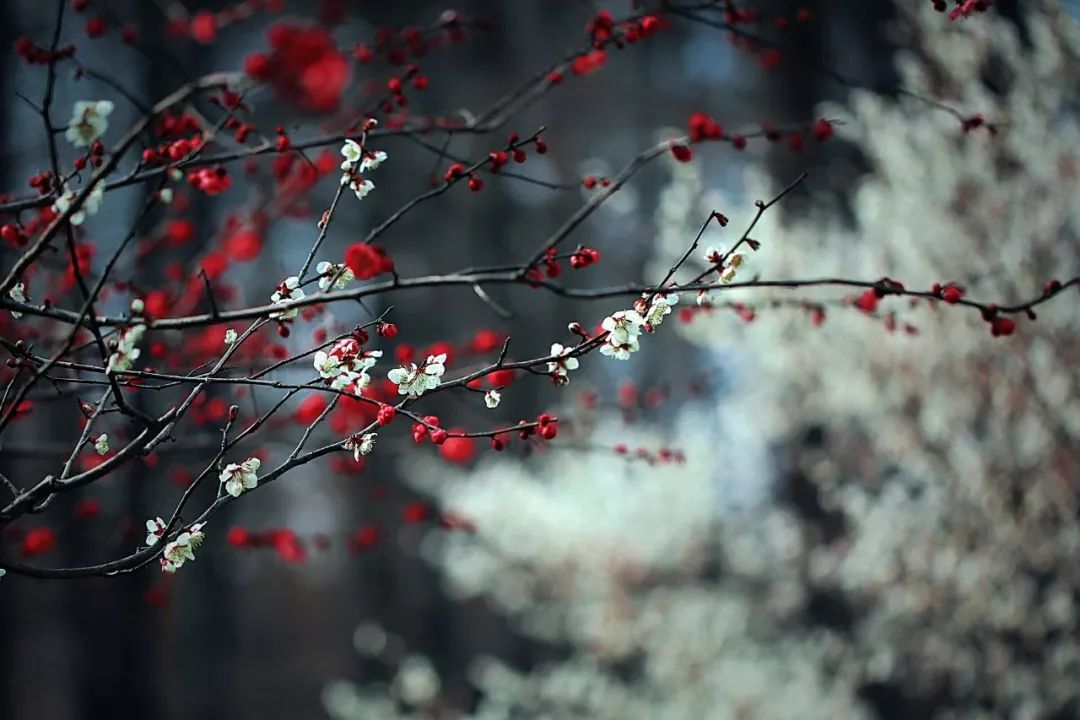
[[664, 2, 1080, 716], [547, 342, 580, 384], [8, 281, 26, 318], [145, 517, 206, 574], [65, 100, 112, 147], [314, 337, 381, 392], [341, 139, 387, 201], [597, 293, 678, 360], [325, 416, 872, 720], [219, 457, 261, 498], [316, 260, 355, 291], [343, 432, 377, 461], [388, 353, 446, 398], [53, 179, 105, 226], [269, 276, 304, 320], [105, 324, 145, 374]]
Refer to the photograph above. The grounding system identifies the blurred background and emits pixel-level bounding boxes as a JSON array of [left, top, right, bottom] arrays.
[[1, 1, 1079, 718]]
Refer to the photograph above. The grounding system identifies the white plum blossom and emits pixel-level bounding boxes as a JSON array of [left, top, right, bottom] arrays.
[[224, 328, 238, 345], [388, 353, 446, 398], [702, 247, 745, 283], [130, 297, 145, 315], [313, 338, 381, 392], [8, 282, 26, 318], [158, 188, 173, 204], [333, 370, 370, 393], [314, 352, 345, 379], [719, 253, 745, 283], [638, 292, 679, 328], [547, 343, 581, 384], [594, 294, 677, 361], [186, 522, 206, 546], [341, 140, 388, 173], [340, 139, 363, 171], [106, 324, 145, 374], [219, 457, 261, 497], [313, 337, 380, 392], [145, 517, 167, 546], [159, 522, 206, 574], [345, 177, 375, 201], [340, 140, 386, 201], [599, 335, 639, 360], [316, 261, 355, 291], [484, 389, 501, 409], [361, 150, 387, 172], [53, 179, 105, 226], [345, 432, 378, 462], [64, 100, 113, 147], [93, 434, 109, 456], [269, 276, 305, 320], [599, 310, 645, 360]]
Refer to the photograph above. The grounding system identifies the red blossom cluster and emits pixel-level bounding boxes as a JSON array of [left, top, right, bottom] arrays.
[[245, 23, 350, 112]]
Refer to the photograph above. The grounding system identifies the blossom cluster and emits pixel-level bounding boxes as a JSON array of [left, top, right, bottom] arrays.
[[53, 179, 104, 226], [597, 293, 678, 360], [64, 99, 112, 147], [340, 139, 387, 202], [7, 282, 26, 318], [387, 353, 446, 398], [315, 261, 354, 291], [219, 457, 261, 498], [696, 248, 747, 305], [343, 432, 377, 461], [313, 337, 381, 391], [105, 324, 145, 374], [146, 517, 207, 574], [547, 343, 580, 384], [269, 276, 304, 320]]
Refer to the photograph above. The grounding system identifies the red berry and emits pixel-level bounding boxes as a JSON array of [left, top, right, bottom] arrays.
[[377, 405, 397, 425], [227, 527, 251, 548], [190, 11, 217, 44], [21, 527, 56, 557], [941, 285, 964, 304], [990, 316, 1016, 337], [670, 143, 693, 163], [1, 224, 21, 244], [244, 52, 271, 79], [86, 16, 106, 38]]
